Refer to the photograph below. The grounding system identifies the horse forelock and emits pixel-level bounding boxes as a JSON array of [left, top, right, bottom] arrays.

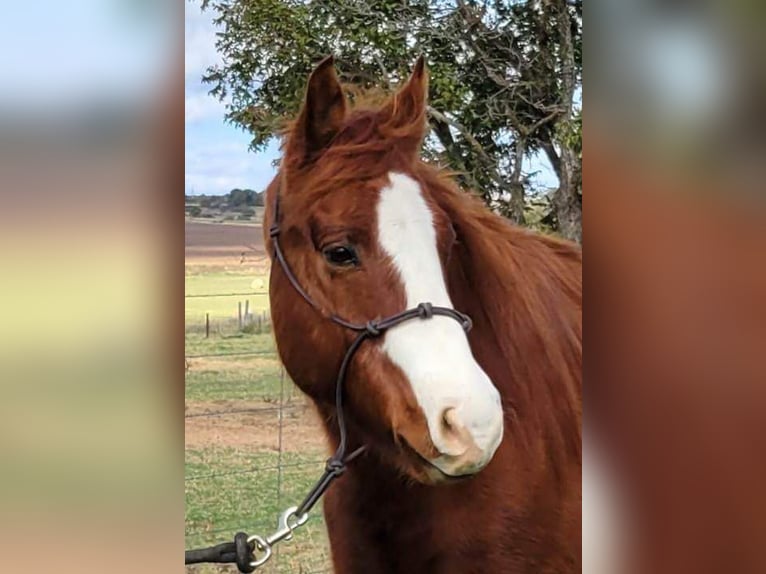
[[281, 96, 427, 182]]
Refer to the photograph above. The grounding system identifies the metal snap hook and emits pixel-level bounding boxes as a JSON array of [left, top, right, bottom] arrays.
[[284, 507, 310, 531], [268, 506, 308, 546], [247, 506, 309, 569], [246, 534, 272, 569]]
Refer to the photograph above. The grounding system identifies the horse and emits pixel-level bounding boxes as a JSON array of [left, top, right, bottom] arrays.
[[263, 56, 582, 574]]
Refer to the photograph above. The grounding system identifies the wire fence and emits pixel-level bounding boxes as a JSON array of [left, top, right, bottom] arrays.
[[185, 290, 332, 574]]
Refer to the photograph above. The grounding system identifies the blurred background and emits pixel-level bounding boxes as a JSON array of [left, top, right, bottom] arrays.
[[0, 1, 181, 572], [588, 1, 766, 573]]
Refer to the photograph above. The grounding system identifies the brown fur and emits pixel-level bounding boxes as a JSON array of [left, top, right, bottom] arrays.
[[264, 56, 581, 573]]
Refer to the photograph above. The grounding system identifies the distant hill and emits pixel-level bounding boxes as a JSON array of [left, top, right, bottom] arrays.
[[185, 188, 265, 223]]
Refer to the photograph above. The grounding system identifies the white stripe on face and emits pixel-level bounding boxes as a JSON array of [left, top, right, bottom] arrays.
[[376, 172, 503, 476]]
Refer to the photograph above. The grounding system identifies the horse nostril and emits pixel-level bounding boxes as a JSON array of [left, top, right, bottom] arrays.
[[442, 407, 459, 432], [438, 407, 470, 456]]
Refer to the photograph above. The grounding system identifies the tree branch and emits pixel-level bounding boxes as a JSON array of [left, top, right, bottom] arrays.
[[427, 106, 493, 166]]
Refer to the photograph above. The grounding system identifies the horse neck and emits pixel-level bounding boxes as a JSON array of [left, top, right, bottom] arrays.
[[431, 180, 583, 470]]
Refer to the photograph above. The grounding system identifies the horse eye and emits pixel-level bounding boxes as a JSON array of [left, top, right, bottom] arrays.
[[322, 245, 359, 267]]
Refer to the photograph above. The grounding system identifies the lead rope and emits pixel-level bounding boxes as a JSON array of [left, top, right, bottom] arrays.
[[185, 189, 472, 572]]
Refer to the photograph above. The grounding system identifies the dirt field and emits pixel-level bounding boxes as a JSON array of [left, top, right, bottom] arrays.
[[185, 220, 267, 267], [185, 400, 327, 453]]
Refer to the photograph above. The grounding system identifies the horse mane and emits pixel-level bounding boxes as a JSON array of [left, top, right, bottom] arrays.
[[415, 163, 583, 472]]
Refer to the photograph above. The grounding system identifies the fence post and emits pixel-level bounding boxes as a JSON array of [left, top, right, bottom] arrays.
[[238, 301, 243, 330], [244, 299, 250, 323], [205, 313, 210, 339]]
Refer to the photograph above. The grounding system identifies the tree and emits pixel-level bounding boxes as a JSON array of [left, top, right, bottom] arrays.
[[227, 188, 263, 207], [200, 0, 582, 241], [228, 188, 249, 207]]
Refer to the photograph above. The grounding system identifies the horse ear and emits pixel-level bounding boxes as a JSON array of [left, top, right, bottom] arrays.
[[389, 56, 428, 133], [381, 56, 428, 155], [288, 55, 347, 165]]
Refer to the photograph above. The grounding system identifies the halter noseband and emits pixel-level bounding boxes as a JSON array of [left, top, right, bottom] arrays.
[[269, 183, 472, 519]]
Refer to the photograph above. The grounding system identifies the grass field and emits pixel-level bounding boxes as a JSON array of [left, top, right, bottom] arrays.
[[185, 448, 330, 574], [185, 270, 270, 324], [185, 245, 332, 573]]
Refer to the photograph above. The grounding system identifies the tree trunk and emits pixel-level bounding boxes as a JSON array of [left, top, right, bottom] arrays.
[[507, 137, 527, 226], [551, 0, 582, 244], [552, 145, 582, 243]]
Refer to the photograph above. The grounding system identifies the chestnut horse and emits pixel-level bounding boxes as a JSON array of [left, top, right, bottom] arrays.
[[263, 56, 581, 573]]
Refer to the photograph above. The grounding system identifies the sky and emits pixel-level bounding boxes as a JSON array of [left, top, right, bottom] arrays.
[[185, 4, 280, 196]]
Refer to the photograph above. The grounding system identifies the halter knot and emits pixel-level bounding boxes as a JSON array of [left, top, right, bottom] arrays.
[[325, 458, 346, 478], [417, 302, 434, 319], [365, 321, 382, 337]]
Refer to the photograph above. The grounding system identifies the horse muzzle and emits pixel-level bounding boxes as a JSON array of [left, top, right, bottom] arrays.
[[425, 402, 504, 478]]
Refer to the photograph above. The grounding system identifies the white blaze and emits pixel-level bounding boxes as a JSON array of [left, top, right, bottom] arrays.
[[376, 172, 504, 475]]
